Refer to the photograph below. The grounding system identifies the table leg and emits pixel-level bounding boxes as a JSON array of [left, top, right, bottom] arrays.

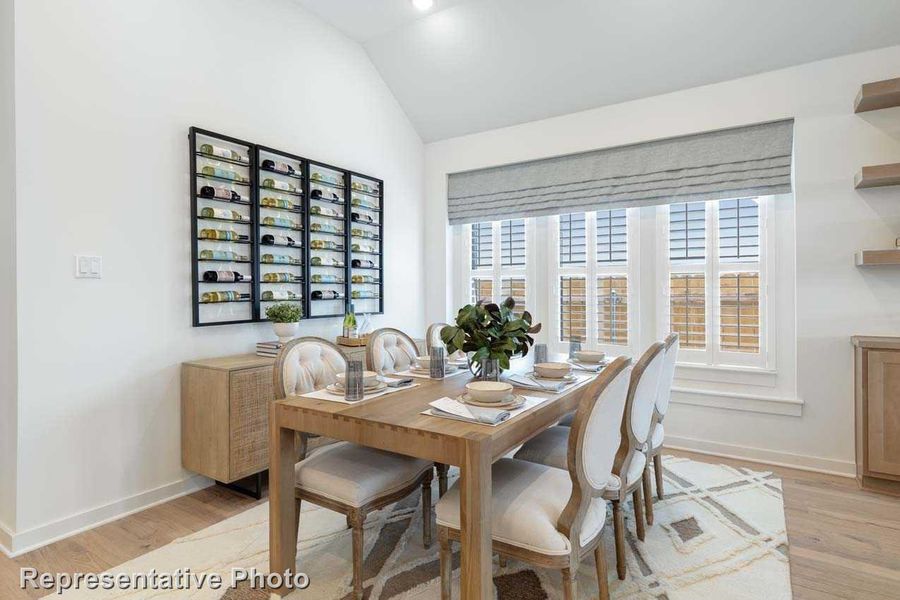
[[269, 404, 298, 596], [459, 437, 492, 599]]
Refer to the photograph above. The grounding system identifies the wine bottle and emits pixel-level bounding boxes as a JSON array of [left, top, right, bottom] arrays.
[[351, 290, 378, 299], [261, 254, 301, 265], [311, 274, 343, 284], [351, 274, 378, 284], [200, 144, 247, 163], [261, 234, 296, 246], [311, 172, 343, 186], [342, 303, 358, 338], [262, 216, 299, 229], [263, 272, 301, 283], [200, 207, 248, 222], [261, 196, 297, 210], [352, 243, 376, 253], [200, 229, 248, 242], [310, 189, 342, 202], [201, 165, 246, 182], [351, 197, 378, 210], [311, 290, 343, 300], [261, 159, 296, 175], [352, 258, 375, 269], [262, 290, 299, 301], [200, 249, 248, 262], [201, 290, 250, 303], [351, 212, 374, 224], [311, 256, 344, 267], [310, 223, 342, 234], [200, 186, 243, 202], [202, 270, 250, 282], [310, 205, 342, 218], [262, 178, 297, 193]]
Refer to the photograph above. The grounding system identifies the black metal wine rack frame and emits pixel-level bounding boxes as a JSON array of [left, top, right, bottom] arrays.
[[190, 126, 384, 327]]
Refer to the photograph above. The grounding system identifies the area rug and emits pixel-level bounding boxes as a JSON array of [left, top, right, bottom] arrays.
[[47, 456, 791, 599]]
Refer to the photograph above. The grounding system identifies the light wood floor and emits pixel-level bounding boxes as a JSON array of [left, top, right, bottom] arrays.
[[1, 450, 898, 599]]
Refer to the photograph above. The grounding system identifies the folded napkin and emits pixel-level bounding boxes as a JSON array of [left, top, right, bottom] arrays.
[[428, 397, 510, 425], [566, 359, 607, 373], [505, 374, 569, 392]]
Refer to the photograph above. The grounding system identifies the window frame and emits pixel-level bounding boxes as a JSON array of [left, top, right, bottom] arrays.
[[463, 219, 533, 310]]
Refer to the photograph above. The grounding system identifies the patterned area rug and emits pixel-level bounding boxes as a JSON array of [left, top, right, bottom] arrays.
[[47, 456, 791, 599]]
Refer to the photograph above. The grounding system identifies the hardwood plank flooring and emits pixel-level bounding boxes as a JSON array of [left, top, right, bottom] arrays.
[[0, 453, 898, 599]]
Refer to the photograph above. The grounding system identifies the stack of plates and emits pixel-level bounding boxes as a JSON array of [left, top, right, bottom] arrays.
[[458, 393, 525, 409], [411, 364, 460, 375], [324, 380, 387, 396]]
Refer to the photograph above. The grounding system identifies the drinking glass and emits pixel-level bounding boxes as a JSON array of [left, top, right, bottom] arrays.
[[429, 346, 446, 379], [480, 358, 500, 382], [568, 338, 582, 359], [344, 359, 365, 402], [534, 343, 548, 365]]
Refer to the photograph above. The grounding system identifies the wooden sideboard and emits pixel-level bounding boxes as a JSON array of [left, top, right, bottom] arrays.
[[181, 342, 425, 493], [852, 336, 900, 496]]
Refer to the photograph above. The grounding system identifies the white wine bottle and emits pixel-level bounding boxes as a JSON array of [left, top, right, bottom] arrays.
[[310, 205, 342, 218], [263, 272, 302, 283], [311, 274, 343, 284], [262, 178, 297, 193], [262, 290, 300, 301], [200, 207, 249, 222], [200, 143, 247, 163], [311, 256, 344, 267], [261, 196, 297, 210], [201, 165, 247, 182], [262, 216, 299, 229], [201, 290, 249, 303], [200, 249, 248, 262], [202, 270, 250, 282]]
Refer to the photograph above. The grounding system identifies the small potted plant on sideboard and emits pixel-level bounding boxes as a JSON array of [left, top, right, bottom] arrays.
[[266, 302, 302, 344]]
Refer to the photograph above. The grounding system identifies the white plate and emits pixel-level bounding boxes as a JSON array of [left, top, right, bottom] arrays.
[[526, 371, 577, 382], [411, 366, 459, 375], [458, 393, 525, 409], [325, 381, 387, 395]]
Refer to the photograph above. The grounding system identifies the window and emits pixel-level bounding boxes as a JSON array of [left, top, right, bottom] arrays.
[[466, 220, 529, 309], [557, 211, 631, 347], [665, 198, 764, 366]]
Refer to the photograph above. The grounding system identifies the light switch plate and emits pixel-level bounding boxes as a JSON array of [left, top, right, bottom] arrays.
[[75, 255, 102, 279]]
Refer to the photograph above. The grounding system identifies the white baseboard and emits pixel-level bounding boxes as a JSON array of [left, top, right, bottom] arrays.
[[3, 474, 212, 557], [0, 520, 12, 557], [665, 434, 857, 478]]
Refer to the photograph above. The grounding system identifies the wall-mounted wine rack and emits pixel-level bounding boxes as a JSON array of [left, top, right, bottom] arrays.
[[189, 127, 384, 327]]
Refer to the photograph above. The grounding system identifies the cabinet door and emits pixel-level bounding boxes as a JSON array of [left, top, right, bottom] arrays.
[[867, 350, 900, 479], [229, 366, 275, 480]]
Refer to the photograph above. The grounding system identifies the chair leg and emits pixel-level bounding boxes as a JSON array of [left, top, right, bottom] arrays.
[[612, 499, 626, 580], [654, 454, 665, 500], [642, 467, 654, 526], [562, 567, 577, 600], [439, 527, 452, 600], [633, 487, 646, 541], [436, 463, 449, 497], [422, 473, 433, 548], [594, 542, 610, 600], [294, 498, 302, 536], [350, 510, 365, 600]]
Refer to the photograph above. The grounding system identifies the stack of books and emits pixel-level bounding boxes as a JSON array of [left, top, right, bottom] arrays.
[[256, 341, 283, 358]]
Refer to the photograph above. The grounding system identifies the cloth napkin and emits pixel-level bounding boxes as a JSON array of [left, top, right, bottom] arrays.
[[505, 374, 570, 392], [566, 359, 608, 373], [428, 397, 510, 425]]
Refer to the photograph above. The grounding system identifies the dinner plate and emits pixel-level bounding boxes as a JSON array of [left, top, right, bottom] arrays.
[[458, 393, 525, 409], [525, 371, 577, 382], [411, 366, 459, 375], [566, 358, 609, 370], [325, 381, 387, 395]]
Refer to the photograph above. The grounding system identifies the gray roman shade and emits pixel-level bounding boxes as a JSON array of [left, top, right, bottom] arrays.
[[447, 119, 793, 225]]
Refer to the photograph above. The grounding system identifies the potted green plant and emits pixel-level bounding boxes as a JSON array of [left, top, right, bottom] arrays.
[[266, 302, 302, 343], [440, 297, 542, 373]]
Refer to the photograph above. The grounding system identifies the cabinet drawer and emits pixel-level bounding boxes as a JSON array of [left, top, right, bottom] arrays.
[[230, 366, 275, 480]]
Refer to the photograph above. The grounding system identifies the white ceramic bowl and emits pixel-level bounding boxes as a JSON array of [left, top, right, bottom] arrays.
[[534, 362, 572, 379], [336, 370, 378, 387], [574, 350, 605, 364], [465, 381, 513, 403], [415, 355, 432, 369]]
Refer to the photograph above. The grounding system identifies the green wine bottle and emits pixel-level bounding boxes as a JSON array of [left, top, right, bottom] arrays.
[[342, 303, 357, 338], [200, 144, 247, 162]]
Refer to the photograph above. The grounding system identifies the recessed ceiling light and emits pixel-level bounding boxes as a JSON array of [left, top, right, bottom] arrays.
[[412, 0, 434, 11]]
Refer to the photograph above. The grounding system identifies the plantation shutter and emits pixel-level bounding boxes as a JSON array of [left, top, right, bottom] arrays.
[[447, 119, 793, 225]]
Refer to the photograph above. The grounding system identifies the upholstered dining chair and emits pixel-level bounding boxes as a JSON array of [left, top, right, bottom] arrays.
[[367, 327, 451, 496], [645, 333, 679, 506], [436, 356, 633, 600], [425, 322, 449, 354], [274, 337, 435, 600], [515, 342, 666, 580], [367, 327, 419, 375]]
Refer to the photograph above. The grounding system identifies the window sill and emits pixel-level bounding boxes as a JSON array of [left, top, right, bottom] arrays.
[[675, 362, 777, 388], [671, 387, 802, 416]]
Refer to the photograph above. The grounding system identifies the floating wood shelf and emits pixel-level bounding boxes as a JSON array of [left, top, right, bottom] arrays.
[[855, 163, 900, 189], [854, 77, 900, 113], [856, 249, 900, 266]]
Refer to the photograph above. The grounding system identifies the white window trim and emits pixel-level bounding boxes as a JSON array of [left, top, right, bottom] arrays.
[[462, 220, 532, 309]]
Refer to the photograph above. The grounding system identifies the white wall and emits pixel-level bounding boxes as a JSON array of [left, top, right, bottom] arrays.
[[0, 0, 18, 551], [7, 0, 424, 552], [425, 45, 900, 476]]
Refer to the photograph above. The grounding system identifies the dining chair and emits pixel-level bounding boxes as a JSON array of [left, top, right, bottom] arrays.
[[514, 341, 666, 580], [367, 327, 419, 375], [425, 322, 449, 354], [645, 333, 679, 504], [436, 356, 632, 600], [274, 337, 435, 600]]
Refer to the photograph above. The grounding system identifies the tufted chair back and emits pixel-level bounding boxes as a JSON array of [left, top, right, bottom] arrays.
[[426, 322, 449, 354], [274, 337, 348, 400], [367, 328, 419, 375]]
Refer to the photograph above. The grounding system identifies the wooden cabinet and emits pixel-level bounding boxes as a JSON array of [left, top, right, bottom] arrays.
[[853, 336, 900, 495], [181, 345, 372, 484]]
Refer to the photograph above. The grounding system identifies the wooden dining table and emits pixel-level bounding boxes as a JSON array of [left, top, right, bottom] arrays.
[[268, 358, 599, 599]]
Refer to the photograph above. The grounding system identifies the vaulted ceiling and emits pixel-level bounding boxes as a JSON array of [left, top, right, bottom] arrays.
[[297, 0, 900, 142]]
